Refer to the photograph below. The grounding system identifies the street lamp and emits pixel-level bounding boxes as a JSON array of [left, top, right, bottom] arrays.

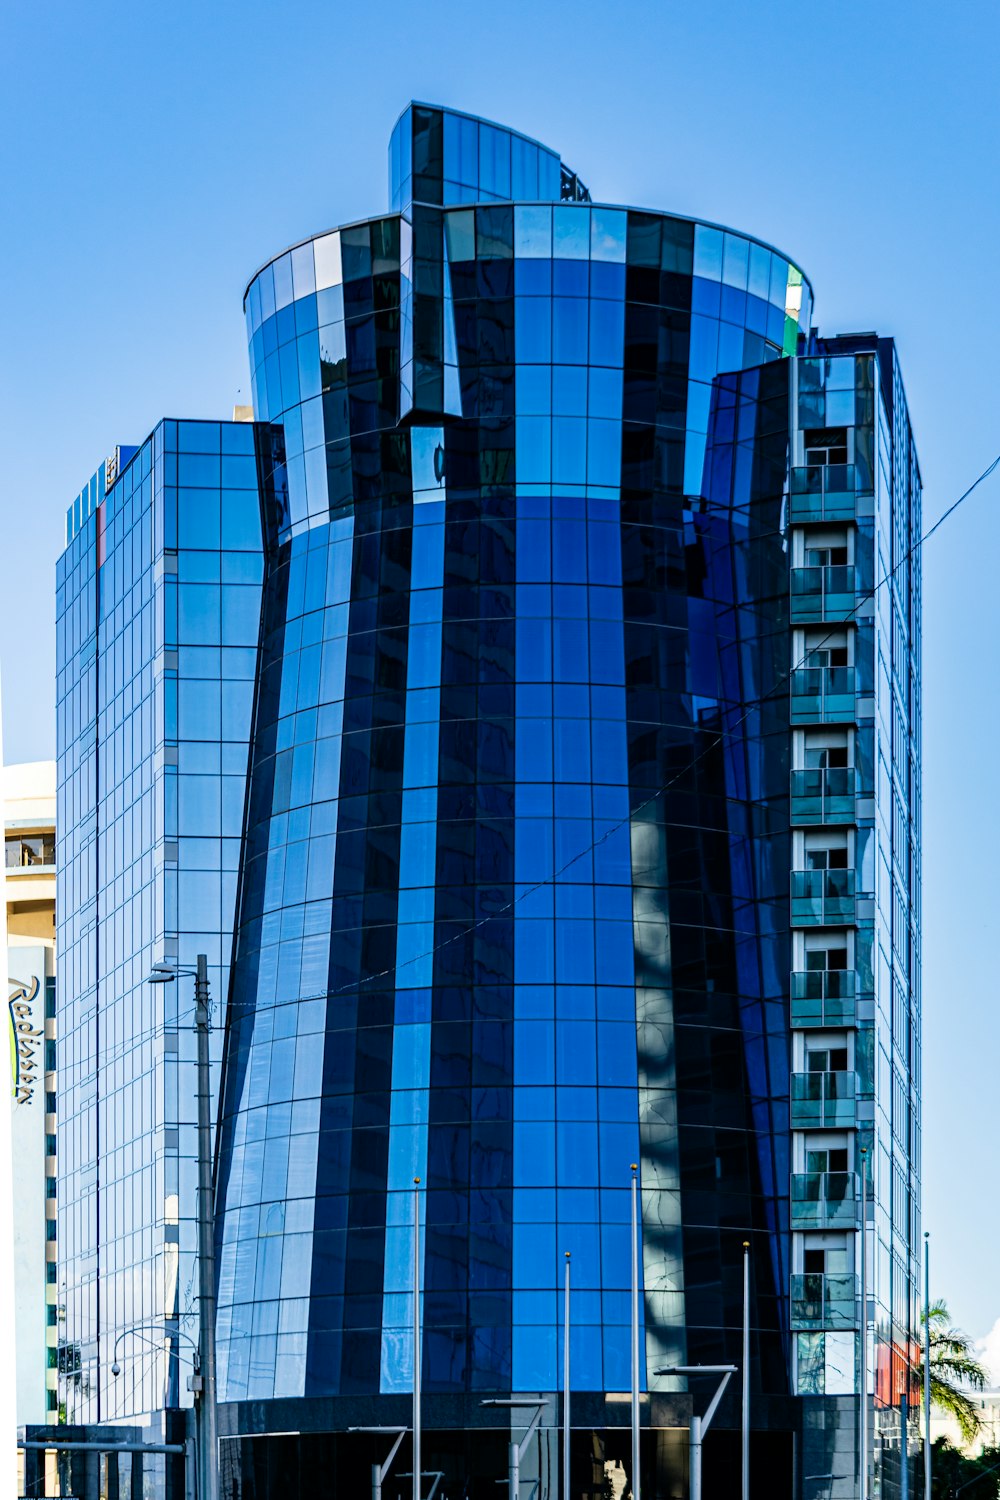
[[148, 954, 218, 1500], [655, 1364, 737, 1500], [481, 1398, 548, 1500], [804, 1474, 845, 1499], [111, 1325, 201, 1499], [348, 1426, 407, 1500], [110, 1323, 201, 1382]]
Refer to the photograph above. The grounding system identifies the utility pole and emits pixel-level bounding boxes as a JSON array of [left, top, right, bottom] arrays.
[[195, 954, 219, 1500], [149, 955, 219, 1500]]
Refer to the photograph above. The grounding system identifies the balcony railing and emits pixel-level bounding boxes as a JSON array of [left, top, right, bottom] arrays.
[[790, 666, 856, 724], [789, 464, 857, 522], [790, 1272, 859, 1328], [4, 835, 55, 870], [790, 970, 856, 1028], [790, 1069, 857, 1128], [790, 1170, 858, 1228], [790, 766, 856, 825], [791, 868, 856, 926], [791, 564, 858, 624]]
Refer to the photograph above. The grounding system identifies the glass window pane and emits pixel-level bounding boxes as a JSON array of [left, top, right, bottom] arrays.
[[590, 208, 627, 263], [515, 205, 552, 258], [553, 205, 590, 260]]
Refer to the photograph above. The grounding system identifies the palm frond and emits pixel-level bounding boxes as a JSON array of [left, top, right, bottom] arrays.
[[930, 1376, 984, 1443], [914, 1297, 990, 1441]]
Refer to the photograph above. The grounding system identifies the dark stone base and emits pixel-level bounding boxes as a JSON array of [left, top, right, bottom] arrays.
[[218, 1395, 799, 1499]]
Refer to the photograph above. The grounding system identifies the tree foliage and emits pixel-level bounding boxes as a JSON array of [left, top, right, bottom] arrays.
[[930, 1438, 1000, 1499], [917, 1301, 990, 1444]]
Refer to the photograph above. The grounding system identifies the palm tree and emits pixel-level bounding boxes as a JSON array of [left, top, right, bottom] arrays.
[[917, 1300, 990, 1444]]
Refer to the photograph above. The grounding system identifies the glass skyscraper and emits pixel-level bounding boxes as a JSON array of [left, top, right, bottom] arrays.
[[56, 420, 280, 1429], [56, 104, 922, 1499]]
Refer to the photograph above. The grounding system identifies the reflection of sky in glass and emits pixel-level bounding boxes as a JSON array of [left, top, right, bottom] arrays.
[[58, 419, 265, 1422]]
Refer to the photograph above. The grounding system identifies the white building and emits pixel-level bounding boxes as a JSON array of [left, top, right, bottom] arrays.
[[930, 1390, 1000, 1455], [4, 760, 57, 1426]]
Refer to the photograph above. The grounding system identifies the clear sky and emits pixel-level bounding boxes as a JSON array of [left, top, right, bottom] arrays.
[[3, 0, 999, 1352]]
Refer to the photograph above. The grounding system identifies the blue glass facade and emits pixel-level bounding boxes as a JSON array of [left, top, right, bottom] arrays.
[[388, 103, 568, 214], [56, 419, 281, 1425], [213, 103, 876, 1499], [55, 102, 920, 1500]]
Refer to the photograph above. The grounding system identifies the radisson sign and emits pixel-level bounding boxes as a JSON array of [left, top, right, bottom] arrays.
[[8, 974, 42, 1104]]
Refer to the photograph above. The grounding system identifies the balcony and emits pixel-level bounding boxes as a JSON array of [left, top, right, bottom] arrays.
[[790, 666, 856, 724], [791, 868, 856, 926], [5, 834, 55, 871], [790, 1272, 859, 1329], [790, 1069, 857, 1128], [790, 767, 856, 826], [790, 970, 856, 1028], [790, 1170, 858, 1229], [789, 464, 857, 523], [790, 565, 857, 624]]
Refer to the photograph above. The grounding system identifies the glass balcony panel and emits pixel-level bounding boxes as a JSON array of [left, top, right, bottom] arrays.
[[790, 564, 857, 623], [790, 970, 856, 1027], [790, 766, 856, 825], [790, 1170, 858, 1227], [790, 1070, 857, 1127], [791, 868, 856, 925], [790, 666, 856, 724], [789, 463, 857, 521]]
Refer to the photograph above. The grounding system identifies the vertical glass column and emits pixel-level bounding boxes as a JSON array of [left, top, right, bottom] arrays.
[[381, 434, 446, 1392]]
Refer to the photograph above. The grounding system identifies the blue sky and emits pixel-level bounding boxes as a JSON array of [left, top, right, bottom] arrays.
[[3, 0, 999, 1349]]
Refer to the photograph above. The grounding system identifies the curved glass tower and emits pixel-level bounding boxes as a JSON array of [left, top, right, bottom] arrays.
[[212, 105, 921, 1499]]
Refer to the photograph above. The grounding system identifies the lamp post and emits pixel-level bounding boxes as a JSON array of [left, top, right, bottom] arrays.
[[149, 954, 219, 1500], [111, 1326, 201, 1500], [481, 1398, 548, 1500], [804, 1473, 844, 1498], [110, 1324, 202, 1383], [348, 1426, 407, 1500], [655, 1364, 737, 1500]]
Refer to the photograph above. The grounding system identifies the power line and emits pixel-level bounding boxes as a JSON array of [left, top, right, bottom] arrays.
[[212, 445, 1000, 1015], [53, 448, 1000, 1042]]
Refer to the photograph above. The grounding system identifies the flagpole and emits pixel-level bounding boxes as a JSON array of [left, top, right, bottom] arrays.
[[413, 1176, 421, 1500], [924, 1233, 931, 1500], [742, 1240, 750, 1500], [631, 1164, 640, 1500], [564, 1251, 571, 1500], [860, 1147, 868, 1500]]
